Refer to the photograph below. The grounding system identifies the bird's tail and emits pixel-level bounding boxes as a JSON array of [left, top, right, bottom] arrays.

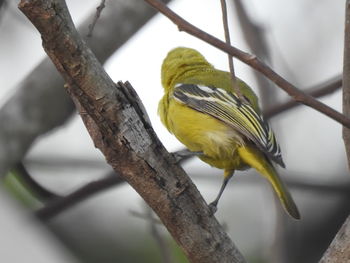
[[238, 146, 300, 220]]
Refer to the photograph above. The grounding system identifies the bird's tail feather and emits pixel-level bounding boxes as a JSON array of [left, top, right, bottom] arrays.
[[238, 146, 300, 220]]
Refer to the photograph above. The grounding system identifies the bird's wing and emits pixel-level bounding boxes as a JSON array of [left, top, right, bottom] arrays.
[[173, 83, 285, 167]]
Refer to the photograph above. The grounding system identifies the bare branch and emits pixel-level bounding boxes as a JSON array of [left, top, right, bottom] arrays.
[[265, 75, 342, 119], [0, 0, 172, 177], [13, 162, 60, 201], [220, 0, 235, 78], [36, 174, 124, 221], [318, 2, 350, 262], [319, 215, 350, 263], [220, 0, 241, 98], [19, 0, 246, 262], [35, 168, 349, 222], [343, 0, 350, 168], [144, 0, 350, 128], [87, 0, 106, 38], [232, 0, 275, 109], [284, 177, 350, 195], [232, 0, 270, 63]]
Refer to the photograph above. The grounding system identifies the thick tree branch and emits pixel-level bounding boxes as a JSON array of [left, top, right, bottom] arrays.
[[318, 2, 350, 262], [33, 74, 343, 220], [18, 0, 246, 262], [144, 0, 350, 128], [319, 215, 350, 263], [344, 0, 350, 169], [0, 0, 172, 177]]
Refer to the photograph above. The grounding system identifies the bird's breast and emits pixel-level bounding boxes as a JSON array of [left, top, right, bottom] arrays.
[[164, 100, 246, 170]]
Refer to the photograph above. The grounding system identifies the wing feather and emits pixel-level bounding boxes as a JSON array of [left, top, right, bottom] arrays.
[[173, 83, 285, 167]]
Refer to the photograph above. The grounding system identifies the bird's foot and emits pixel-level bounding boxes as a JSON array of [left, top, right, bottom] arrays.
[[208, 201, 218, 216]]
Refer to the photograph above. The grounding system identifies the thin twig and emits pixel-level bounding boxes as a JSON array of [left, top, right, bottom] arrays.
[[265, 75, 342, 119], [232, 0, 275, 109], [144, 0, 350, 128], [35, 168, 349, 222], [232, 0, 270, 62], [36, 173, 124, 221], [286, 177, 350, 195], [130, 210, 163, 224], [220, 0, 241, 98], [87, 0, 106, 37], [146, 205, 173, 263]]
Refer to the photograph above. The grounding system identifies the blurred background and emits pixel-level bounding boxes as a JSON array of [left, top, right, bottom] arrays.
[[0, 0, 349, 262]]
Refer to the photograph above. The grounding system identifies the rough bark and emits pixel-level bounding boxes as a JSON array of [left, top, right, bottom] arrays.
[[0, 0, 171, 177], [18, 0, 246, 262], [344, 0, 350, 168], [319, 215, 350, 263], [318, 1, 350, 263]]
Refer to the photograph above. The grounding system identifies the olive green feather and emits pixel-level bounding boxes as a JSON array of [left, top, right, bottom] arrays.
[[159, 47, 300, 219]]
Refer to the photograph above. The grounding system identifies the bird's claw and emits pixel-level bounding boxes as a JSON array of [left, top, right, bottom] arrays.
[[208, 201, 218, 216]]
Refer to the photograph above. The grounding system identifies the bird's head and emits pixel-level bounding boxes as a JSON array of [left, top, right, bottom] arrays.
[[161, 47, 213, 91]]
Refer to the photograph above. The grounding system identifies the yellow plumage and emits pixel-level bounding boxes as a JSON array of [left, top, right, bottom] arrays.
[[159, 47, 300, 219]]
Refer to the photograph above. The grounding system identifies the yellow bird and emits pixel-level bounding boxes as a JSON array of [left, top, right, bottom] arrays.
[[158, 47, 300, 219]]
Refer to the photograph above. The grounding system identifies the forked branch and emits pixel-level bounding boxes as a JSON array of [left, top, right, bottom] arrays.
[[19, 0, 246, 262], [144, 0, 350, 128]]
